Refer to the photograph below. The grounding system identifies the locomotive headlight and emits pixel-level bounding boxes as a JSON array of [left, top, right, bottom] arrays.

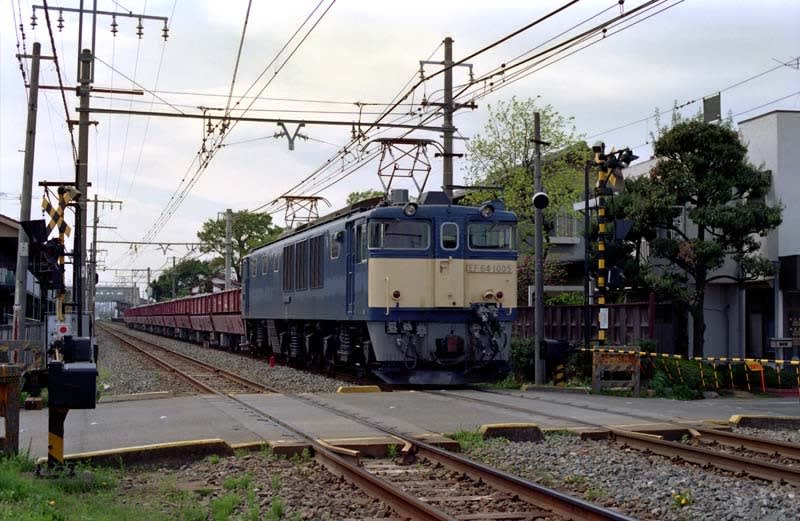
[[403, 202, 418, 217], [483, 290, 495, 300], [479, 203, 494, 218], [392, 290, 401, 300], [496, 291, 504, 300]]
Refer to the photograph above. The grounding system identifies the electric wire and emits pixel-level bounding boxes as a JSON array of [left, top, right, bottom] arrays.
[[223, 0, 253, 121], [142, 0, 336, 241], [41, 0, 79, 162]]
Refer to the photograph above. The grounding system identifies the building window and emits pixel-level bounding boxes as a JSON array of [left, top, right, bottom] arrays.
[[310, 235, 324, 289], [282, 245, 294, 291], [441, 222, 458, 250], [295, 240, 308, 291]]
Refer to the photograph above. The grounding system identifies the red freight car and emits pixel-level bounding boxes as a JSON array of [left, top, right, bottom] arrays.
[[123, 289, 244, 349]]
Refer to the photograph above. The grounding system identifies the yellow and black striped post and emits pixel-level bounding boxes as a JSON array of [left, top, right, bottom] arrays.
[[594, 152, 610, 347], [47, 407, 69, 467]]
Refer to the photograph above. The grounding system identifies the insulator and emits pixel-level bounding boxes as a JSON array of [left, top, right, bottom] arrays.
[[111, 15, 118, 36], [136, 17, 143, 39], [30, 12, 37, 29], [57, 10, 64, 31], [206, 119, 213, 134], [162, 21, 169, 41]]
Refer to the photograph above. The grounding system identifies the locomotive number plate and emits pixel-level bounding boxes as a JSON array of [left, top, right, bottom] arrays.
[[466, 263, 512, 274]]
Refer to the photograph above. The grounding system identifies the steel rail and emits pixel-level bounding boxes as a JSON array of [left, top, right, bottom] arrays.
[[102, 323, 632, 520], [100, 326, 270, 394], [407, 439, 637, 521], [430, 389, 800, 486], [99, 325, 460, 520], [693, 427, 800, 461], [610, 428, 800, 486]]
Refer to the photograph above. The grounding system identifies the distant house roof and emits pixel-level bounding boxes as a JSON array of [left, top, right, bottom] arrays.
[[0, 214, 20, 238]]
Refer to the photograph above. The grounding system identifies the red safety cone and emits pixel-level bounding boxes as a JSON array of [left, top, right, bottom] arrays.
[[269, 355, 276, 368]]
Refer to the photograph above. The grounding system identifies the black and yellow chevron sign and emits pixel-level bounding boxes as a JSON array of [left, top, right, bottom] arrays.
[[41, 194, 71, 237]]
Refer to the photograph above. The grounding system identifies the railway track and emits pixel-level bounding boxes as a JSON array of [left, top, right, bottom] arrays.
[[100, 325, 634, 520], [100, 325, 272, 395], [428, 389, 800, 487]]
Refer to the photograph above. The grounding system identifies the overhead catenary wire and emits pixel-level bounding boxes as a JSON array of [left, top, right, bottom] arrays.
[[42, 0, 79, 163], [142, 0, 337, 242]]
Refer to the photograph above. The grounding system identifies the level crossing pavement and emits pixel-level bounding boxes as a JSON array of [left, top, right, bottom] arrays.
[[10, 389, 800, 460]]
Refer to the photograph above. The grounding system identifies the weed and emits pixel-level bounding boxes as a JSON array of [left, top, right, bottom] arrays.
[[563, 474, 586, 485], [207, 454, 221, 465], [482, 374, 521, 390], [260, 444, 274, 459], [211, 493, 241, 521], [450, 430, 485, 452], [386, 444, 398, 459], [545, 429, 576, 438], [243, 488, 260, 521], [233, 448, 250, 458], [585, 487, 608, 501], [271, 474, 282, 491], [672, 489, 693, 508], [266, 496, 285, 521], [179, 503, 206, 521], [300, 448, 311, 463], [222, 473, 252, 491]]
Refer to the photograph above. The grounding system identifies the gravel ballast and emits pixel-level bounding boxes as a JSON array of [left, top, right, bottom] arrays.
[[97, 323, 349, 396], [464, 432, 800, 521]]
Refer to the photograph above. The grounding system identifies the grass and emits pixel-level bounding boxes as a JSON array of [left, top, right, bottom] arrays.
[[206, 454, 221, 465], [481, 374, 521, 390], [0, 453, 179, 521], [211, 493, 240, 521], [449, 430, 485, 452], [222, 473, 252, 491], [386, 444, 398, 459]]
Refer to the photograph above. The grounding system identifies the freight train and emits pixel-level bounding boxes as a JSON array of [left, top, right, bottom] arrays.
[[124, 190, 518, 384]]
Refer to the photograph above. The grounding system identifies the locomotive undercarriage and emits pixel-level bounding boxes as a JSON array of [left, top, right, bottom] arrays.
[[243, 305, 510, 384]]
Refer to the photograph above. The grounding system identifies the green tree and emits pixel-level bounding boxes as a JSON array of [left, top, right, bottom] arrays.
[[615, 120, 782, 357], [149, 258, 214, 301], [346, 189, 384, 205], [464, 97, 591, 252], [465, 97, 590, 303], [197, 211, 282, 281]]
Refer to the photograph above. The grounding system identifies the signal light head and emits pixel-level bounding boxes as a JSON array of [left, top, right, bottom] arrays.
[[479, 203, 495, 219], [402, 202, 418, 217]]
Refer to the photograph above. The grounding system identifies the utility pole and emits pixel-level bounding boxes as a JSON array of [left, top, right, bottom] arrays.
[[87, 196, 122, 322], [442, 37, 454, 199], [12, 42, 44, 340], [225, 209, 233, 289], [533, 113, 544, 385], [74, 48, 92, 337], [172, 256, 176, 299], [146, 267, 151, 302]]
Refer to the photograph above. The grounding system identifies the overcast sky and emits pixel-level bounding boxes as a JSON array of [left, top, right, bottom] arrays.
[[1, 0, 798, 289]]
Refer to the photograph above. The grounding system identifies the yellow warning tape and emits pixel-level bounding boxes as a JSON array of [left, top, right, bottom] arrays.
[[579, 347, 800, 366]]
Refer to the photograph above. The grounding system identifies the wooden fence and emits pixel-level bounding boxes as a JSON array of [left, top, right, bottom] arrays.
[[513, 302, 678, 353]]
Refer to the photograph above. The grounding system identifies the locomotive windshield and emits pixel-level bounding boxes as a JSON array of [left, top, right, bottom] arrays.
[[468, 222, 516, 250], [368, 219, 430, 250]]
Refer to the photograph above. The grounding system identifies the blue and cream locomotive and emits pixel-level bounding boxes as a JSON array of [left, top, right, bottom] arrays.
[[241, 190, 518, 384]]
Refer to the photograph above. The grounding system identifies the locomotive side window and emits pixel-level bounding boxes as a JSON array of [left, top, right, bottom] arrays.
[[368, 220, 430, 250], [295, 240, 308, 291], [441, 222, 459, 250], [251, 256, 258, 277], [282, 245, 294, 291], [273, 252, 280, 272], [329, 230, 340, 259], [310, 235, 324, 289], [467, 222, 516, 250], [356, 223, 368, 263], [261, 254, 269, 275]]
